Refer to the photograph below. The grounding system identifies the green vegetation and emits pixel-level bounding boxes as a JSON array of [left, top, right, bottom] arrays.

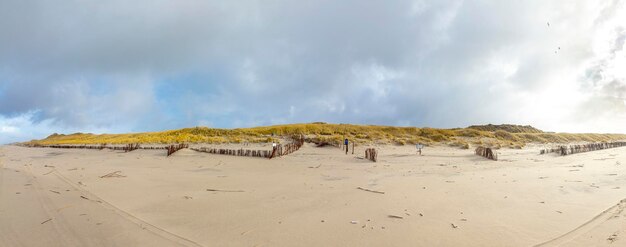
[[25, 123, 626, 149], [468, 124, 542, 133]]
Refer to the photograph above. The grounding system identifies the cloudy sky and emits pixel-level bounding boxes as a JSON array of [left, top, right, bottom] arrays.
[[1, 1, 625, 143]]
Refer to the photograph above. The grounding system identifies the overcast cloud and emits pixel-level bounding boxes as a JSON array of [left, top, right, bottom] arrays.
[[1, 0, 625, 143]]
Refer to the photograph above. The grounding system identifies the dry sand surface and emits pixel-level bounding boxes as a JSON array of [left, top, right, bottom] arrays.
[[2, 143, 626, 246]]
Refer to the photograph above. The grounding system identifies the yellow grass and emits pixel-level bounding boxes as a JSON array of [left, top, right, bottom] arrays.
[[24, 123, 626, 148]]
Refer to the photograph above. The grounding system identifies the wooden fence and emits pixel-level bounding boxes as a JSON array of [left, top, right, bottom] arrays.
[[190, 147, 272, 158], [365, 148, 377, 162], [475, 147, 498, 161], [23, 137, 308, 159], [191, 136, 305, 159], [540, 141, 626, 156], [25, 143, 172, 154], [270, 136, 305, 159], [166, 144, 189, 156]]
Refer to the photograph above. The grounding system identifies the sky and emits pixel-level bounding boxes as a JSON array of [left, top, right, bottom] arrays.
[[1, 1, 626, 144]]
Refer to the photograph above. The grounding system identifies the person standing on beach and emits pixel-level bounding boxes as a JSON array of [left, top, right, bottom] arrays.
[[344, 138, 349, 154], [416, 143, 422, 155]]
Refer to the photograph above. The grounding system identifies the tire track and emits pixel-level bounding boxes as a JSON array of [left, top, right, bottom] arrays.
[[534, 198, 626, 246], [51, 169, 203, 247]]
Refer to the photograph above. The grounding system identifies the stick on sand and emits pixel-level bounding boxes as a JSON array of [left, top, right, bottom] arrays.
[[206, 189, 245, 193], [100, 171, 125, 178], [357, 187, 385, 194]]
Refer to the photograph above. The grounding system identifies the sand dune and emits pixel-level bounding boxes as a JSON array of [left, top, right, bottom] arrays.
[[2, 144, 626, 246]]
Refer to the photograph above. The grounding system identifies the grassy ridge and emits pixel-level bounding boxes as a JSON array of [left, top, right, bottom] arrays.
[[25, 123, 626, 148]]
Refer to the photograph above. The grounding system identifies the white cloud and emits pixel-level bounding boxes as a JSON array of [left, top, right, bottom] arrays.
[[1, 0, 626, 139]]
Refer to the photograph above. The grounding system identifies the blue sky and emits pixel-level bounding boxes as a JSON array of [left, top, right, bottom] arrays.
[[1, 1, 626, 144]]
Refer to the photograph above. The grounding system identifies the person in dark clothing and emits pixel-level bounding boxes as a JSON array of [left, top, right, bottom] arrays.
[[344, 138, 349, 154]]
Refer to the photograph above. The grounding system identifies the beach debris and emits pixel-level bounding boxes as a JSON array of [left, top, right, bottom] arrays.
[[41, 218, 52, 224], [475, 147, 498, 161], [67, 168, 78, 171], [100, 171, 125, 178], [357, 187, 385, 194], [183, 196, 193, 199], [15, 192, 21, 194], [451, 223, 458, 229], [460, 219, 467, 221], [388, 215, 404, 219], [556, 211, 563, 214], [539, 176, 548, 179], [206, 189, 245, 193], [351, 220, 358, 224], [321, 220, 325, 223], [44, 165, 55, 168], [419, 213, 423, 217], [607, 232, 618, 243], [49, 190, 60, 194], [308, 164, 322, 169]]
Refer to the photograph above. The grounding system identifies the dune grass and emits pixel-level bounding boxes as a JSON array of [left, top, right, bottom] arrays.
[[24, 123, 626, 148]]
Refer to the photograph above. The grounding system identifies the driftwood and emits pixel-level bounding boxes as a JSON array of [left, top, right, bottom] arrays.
[[206, 189, 245, 192], [540, 141, 626, 156], [357, 187, 385, 194], [365, 148, 378, 162], [475, 147, 498, 161], [99, 171, 125, 178]]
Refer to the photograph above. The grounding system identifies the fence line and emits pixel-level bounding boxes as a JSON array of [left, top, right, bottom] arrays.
[[270, 136, 305, 159], [166, 144, 189, 156], [190, 147, 272, 158], [23, 136, 307, 159], [540, 141, 626, 155]]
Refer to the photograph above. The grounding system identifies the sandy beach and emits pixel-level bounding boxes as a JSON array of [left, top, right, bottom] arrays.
[[2, 144, 626, 246]]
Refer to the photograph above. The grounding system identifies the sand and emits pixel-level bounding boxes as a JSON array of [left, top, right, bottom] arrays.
[[1, 143, 626, 246]]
